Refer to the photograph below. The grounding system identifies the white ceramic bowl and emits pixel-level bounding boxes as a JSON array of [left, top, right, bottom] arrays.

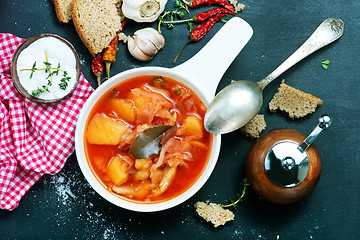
[[75, 17, 253, 212]]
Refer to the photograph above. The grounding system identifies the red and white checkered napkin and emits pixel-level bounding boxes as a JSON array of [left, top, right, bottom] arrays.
[[0, 33, 94, 210]]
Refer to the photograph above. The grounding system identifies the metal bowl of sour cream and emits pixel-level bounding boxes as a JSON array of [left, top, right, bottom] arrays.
[[11, 33, 81, 104]]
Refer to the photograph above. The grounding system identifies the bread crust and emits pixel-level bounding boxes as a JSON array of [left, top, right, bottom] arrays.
[[71, 0, 124, 56], [53, 0, 72, 23]]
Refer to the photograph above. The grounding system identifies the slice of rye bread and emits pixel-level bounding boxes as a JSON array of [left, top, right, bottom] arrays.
[[240, 114, 266, 139], [53, 0, 73, 23], [71, 0, 125, 56], [194, 201, 234, 228], [269, 80, 323, 119]]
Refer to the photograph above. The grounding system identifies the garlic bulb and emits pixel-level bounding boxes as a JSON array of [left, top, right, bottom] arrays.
[[128, 28, 165, 62], [122, 0, 168, 23]]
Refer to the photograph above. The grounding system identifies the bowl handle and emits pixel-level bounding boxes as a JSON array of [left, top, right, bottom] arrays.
[[172, 17, 253, 100]]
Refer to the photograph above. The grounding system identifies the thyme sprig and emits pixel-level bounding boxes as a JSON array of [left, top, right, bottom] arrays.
[[221, 178, 250, 209], [20, 51, 72, 98], [158, 0, 189, 33]]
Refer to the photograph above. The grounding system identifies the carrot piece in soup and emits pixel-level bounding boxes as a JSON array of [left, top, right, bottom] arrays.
[[107, 155, 129, 186], [86, 113, 129, 145], [108, 98, 136, 123]]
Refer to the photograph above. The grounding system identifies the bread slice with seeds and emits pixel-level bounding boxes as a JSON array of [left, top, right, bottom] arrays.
[[71, 0, 125, 56], [269, 80, 323, 119], [53, 0, 73, 23]]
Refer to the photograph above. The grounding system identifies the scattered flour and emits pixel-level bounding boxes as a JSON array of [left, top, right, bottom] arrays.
[[49, 172, 77, 206], [44, 169, 145, 240]]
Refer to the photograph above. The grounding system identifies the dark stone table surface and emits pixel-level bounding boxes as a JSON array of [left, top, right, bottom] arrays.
[[1, 0, 359, 239]]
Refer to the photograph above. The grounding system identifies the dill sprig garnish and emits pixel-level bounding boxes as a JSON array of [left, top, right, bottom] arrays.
[[20, 51, 72, 98]]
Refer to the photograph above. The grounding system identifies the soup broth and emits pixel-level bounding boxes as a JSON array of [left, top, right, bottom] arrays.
[[85, 75, 212, 203]]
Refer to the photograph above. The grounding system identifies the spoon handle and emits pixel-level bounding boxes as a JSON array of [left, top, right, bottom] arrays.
[[173, 17, 253, 100], [258, 18, 344, 89], [298, 115, 332, 153]]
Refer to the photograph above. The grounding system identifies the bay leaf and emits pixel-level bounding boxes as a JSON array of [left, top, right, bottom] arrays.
[[129, 125, 173, 159], [160, 124, 177, 145]]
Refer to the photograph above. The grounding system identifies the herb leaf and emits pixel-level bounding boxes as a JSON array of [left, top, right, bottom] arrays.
[[158, 0, 189, 32], [174, 0, 189, 12], [321, 59, 330, 70], [221, 18, 229, 23], [59, 76, 71, 90], [44, 61, 51, 73], [30, 61, 37, 79], [187, 22, 194, 32], [110, 88, 119, 98]]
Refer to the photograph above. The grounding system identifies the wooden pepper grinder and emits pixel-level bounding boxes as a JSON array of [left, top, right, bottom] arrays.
[[246, 115, 331, 204]]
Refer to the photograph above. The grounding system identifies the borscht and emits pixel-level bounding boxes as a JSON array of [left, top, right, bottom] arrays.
[[84, 75, 212, 203]]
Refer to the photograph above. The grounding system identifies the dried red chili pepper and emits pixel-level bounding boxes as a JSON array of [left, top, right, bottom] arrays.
[[162, 8, 234, 24], [173, 13, 227, 64], [102, 19, 128, 79], [190, 13, 227, 40], [196, 7, 234, 21], [182, 0, 235, 13], [91, 53, 103, 87], [102, 34, 118, 79]]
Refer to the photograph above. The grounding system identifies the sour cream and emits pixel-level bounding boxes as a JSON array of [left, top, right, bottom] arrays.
[[16, 36, 78, 100]]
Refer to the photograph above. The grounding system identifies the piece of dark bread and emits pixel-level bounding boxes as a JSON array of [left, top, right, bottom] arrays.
[[240, 114, 266, 139], [269, 80, 323, 119], [71, 0, 125, 56]]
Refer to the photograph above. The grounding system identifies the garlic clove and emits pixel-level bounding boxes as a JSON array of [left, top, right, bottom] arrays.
[[127, 36, 153, 62], [127, 28, 165, 62], [122, 0, 168, 23], [133, 34, 157, 57], [134, 31, 164, 57], [135, 28, 165, 53]]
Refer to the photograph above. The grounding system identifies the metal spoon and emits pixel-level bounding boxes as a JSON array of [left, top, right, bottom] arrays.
[[204, 18, 344, 134]]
